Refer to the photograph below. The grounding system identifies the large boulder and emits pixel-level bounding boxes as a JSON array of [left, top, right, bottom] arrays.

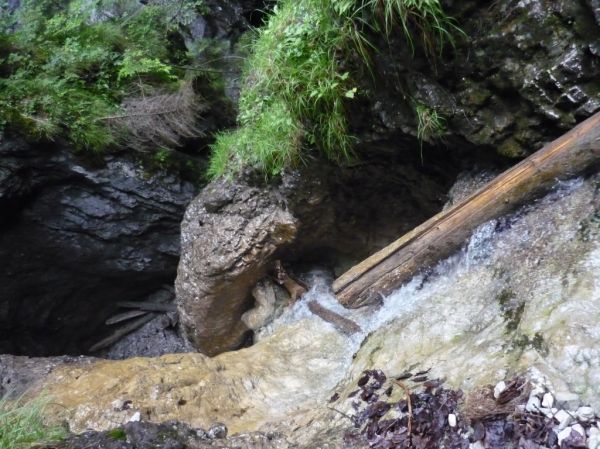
[[0, 139, 196, 355], [175, 152, 459, 355]]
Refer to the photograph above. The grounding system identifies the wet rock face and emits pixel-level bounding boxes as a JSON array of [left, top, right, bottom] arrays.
[[0, 139, 196, 355], [176, 153, 458, 355], [364, 0, 600, 157], [176, 177, 299, 356]]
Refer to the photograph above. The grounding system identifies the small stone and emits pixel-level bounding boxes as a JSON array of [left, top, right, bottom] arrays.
[[555, 409, 574, 430], [588, 428, 600, 449], [576, 406, 595, 422], [195, 429, 209, 439], [448, 414, 457, 427], [129, 411, 141, 422], [526, 395, 541, 412], [208, 422, 228, 439], [556, 427, 573, 445], [542, 393, 554, 408], [572, 424, 586, 440], [493, 381, 507, 399], [469, 441, 484, 449], [555, 392, 580, 409]]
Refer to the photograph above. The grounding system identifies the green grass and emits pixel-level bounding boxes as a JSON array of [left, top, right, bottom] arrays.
[[415, 103, 445, 142], [208, 0, 461, 180], [0, 0, 204, 152], [0, 395, 67, 449]]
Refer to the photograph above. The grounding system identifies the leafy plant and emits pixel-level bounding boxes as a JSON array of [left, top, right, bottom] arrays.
[[415, 103, 445, 163], [208, 0, 461, 180], [415, 103, 445, 142], [0, 0, 205, 152], [0, 394, 66, 449]]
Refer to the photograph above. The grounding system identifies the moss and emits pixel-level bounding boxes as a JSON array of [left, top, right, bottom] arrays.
[[511, 332, 549, 357], [498, 137, 526, 158], [496, 289, 525, 333], [106, 428, 127, 441]]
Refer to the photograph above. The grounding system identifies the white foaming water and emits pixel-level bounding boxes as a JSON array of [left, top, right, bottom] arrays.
[[262, 176, 588, 358], [260, 218, 502, 357]]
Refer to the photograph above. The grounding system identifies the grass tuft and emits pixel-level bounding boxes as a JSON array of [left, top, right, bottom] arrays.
[[208, 0, 461, 180], [0, 395, 66, 449]]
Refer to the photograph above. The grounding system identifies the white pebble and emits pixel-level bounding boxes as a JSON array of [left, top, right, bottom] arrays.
[[572, 424, 586, 439], [448, 413, 457, 427], [129, 411, 141, 422], [526, 395, 541, 412], [530, 386, 545, 397], [469, 441, 484, 449], [542, 393, 554, 408], [556, 427, 573, 445], [493, 381, 507, 399], [554, 409, 574, 430], [588, 428, 600, 449], [576, 406, 595, 422]]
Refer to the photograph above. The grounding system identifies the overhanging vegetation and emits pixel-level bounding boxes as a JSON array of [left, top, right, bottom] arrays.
[[208, 0, 461, 179]]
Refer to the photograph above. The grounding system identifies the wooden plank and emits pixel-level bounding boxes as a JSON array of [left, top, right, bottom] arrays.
[[307, 301, 362, 334], [334, 112, 600, 308]]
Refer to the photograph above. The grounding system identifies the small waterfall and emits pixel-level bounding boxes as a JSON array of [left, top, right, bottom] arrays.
[[261, 176, 592, 371]]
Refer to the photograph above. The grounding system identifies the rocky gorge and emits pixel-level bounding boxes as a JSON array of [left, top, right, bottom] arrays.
[[1, 0, 600, 449]]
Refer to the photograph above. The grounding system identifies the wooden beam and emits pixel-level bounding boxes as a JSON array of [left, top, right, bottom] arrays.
[[334, 112, 600, 308], [307, 301, 362, 334]]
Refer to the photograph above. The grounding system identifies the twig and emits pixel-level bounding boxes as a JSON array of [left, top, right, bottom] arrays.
[[105, 309, 149, 325], [327, 406, 356, 425], [89, 313, 157, 352], [395, 380, 413, 438], [117, 301, 176, 312]]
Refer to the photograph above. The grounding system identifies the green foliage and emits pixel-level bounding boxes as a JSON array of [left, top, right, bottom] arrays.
[[0, 0, 203, 151], [362, 0, 462, 57], [415, 103, 445, 142], [107, 427, 127, 441], [0, 395, 66, 449], [209, 0, 461, 179], [209, 100, 304, 179]]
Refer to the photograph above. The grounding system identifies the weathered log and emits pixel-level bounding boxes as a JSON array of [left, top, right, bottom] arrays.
[[307, 300, 362, 335], [334, 112, 600, 308]]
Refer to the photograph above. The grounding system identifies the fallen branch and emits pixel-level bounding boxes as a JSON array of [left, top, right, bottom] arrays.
[[307, 300, 362, 335], [117, 301, 176, 312], [334, 112, 600, 308], [105, 309, 149, 325], [395, 380, 413, 438], [89, 313, 157, 352]]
